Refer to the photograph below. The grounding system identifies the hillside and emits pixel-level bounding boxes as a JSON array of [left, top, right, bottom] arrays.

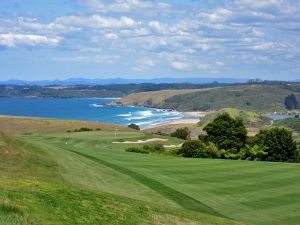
[[116, 88, 218, 106], [119, 84, 300, 113], [163, 84, 300, 112], [0, 115, 130, 134], [1, 116, 300, 225], [198, 108, 272, 128]]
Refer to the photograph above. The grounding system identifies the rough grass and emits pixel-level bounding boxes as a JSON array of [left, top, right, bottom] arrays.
[[1, 128, 300, 225], [0, 115, 131, 134]]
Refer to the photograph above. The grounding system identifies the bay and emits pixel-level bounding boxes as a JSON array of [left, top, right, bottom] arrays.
[[0, 98, 194, 128]]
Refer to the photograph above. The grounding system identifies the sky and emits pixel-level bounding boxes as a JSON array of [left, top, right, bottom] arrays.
[[0, 0, 299, 81]]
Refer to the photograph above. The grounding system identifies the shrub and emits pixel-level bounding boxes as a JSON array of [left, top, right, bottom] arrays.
[[178, 140, 220, 158], [128, 123, 140, 130], [74, 127, 93, 132], [143, 143, 165, 153], [171, 127, 190, 140], [203, 113, 247, 152], [239, 144, 268, 161], [178, 140, 203, 157], [249, 127, 297, 162], [126, 147, 149, 154], [204, 142, 220, 158]]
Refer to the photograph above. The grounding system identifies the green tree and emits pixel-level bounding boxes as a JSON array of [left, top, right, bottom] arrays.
[[177, 140, 203, 158], [128, 123, 140, 130], [203, 113, 247, 152], [249, 127, 297, 162], [284, 94, 299, 110], [171, 127, 190, 140]]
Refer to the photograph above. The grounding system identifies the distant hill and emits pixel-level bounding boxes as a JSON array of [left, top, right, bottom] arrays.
[[119, 84, 300, 113], [0, 77, 248, 85], [198, 108, 271, 128]]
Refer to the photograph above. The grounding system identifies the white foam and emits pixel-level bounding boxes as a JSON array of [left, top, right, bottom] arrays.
[[118, 113, 132, 117], [90, 103, 104, 108]]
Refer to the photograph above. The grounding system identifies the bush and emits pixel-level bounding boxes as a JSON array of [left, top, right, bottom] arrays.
[[74, 127, 93, 132], [143, 143, 165, 153], [128, 123, 140, 130], [204, 142, 220, 158], [178, 140, 203, 157], [249, 127, 297, 162], [126, 147, 149, 154], [239, 144, 268, 161], [178, 140, 220, 158], [203, 113, 247, 152], [171, 127, 190, 140]]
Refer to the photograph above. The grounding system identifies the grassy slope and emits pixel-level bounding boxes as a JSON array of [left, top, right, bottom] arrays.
[[0, 131, 240, 225], [0, 115, 131, 134], [163, 84, 300, 112], [117, 88, 217, 106], [198, 108, 271, 128], [120, 84, 300, 113], [29, 131, 300, 225]]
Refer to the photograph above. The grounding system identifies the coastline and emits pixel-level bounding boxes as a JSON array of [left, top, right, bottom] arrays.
[[141, 118, 200, 130]]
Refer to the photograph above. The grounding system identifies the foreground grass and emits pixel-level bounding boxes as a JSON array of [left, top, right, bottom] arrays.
[[1, 128, 300, 225], [0, 132, 241, 225], [30, 131, 300, 225]]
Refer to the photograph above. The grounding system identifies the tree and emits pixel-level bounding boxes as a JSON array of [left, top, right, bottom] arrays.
[[249, 127, 297, 162], [128, 123, 140, 130], [177, 140, 203, 157], [285, 94, 299, 110], [203, 113, 247, 152], [171, 127, 190, 140]]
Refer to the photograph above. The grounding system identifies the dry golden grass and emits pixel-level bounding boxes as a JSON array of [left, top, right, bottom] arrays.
[[118, 88, 217, 106], [0, 115, 130, 134]]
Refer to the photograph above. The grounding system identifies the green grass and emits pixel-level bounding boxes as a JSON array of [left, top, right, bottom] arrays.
[[1, 129, 300, 225]]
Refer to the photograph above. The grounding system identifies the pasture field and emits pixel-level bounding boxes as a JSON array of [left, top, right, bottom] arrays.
[[1, 125, 300, 224]]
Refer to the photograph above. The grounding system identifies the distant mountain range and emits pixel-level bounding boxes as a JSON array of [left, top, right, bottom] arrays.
[[0, 77, 249, 85], [0, 77, 298, 85]]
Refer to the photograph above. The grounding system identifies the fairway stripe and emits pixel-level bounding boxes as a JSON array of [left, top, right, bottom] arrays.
[[68, 149, 227, 218]]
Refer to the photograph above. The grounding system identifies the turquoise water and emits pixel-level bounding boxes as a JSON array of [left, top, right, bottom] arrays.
[[0, 98, 196, 127]]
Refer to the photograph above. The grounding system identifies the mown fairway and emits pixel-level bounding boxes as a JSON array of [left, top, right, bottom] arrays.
[[1, 128, 300, 225]]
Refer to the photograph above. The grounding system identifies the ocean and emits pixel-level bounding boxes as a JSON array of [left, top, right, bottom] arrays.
[[0, 98, 196, 128]]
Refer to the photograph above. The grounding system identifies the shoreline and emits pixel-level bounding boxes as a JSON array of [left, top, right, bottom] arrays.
[[141, 118, 200, 130]]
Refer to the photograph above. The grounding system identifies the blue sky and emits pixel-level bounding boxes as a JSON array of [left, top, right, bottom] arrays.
[[0, 0, 299, 81]]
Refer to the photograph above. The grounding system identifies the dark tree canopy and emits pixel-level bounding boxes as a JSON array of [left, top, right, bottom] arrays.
[[203, 113, 247, 151], [249, 127, 297, 162], [128, 123, 140, 130], [285, 94, 299, 110], [171, 127, 190, 140]]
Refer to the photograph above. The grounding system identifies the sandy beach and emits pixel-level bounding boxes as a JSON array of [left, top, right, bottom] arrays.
[[141, 118, 200, 130]]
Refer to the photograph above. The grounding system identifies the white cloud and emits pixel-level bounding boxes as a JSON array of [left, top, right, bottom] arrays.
[[132, 58, 155, 71], [55, 15, 137, 29], [170, 61, 190, 70], [84, 0, 171, 13], [234, 0, 284, 10], [0, 33, 61, 47], [17, 17, 80, 34], [148, 21, 165, 33], [105, 33, 119, 40], [53, 55, 119, 63]]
